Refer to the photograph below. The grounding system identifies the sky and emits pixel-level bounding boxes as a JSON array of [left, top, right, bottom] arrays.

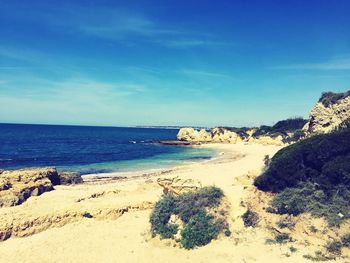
[[0, 0, 350, 127]]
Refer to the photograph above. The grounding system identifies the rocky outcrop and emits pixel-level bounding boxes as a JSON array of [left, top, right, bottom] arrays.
[[177, 127, 287, 146], [157, 177, 202, 195], [0, 168, 58, 207], [0, 200, 153, 241], [177, 128, 212, 142], [211, 127, 242, 143], [303, 91, 350, 134], [58, 172, 83, 185], [177, 127, 242, 144]]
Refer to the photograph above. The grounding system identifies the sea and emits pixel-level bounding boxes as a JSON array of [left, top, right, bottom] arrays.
[[0, 123, 216, 176]]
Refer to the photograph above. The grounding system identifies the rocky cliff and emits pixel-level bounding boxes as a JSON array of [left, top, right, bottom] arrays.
[[303, 90, 350, 134], [0, 168, 83, 207], [0, 168, 59, 207], [177, 127, 286, 146], [177, 118, 306, 146]]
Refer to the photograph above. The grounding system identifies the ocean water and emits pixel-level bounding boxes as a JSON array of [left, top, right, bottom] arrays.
[[0, 124, 216, 175]]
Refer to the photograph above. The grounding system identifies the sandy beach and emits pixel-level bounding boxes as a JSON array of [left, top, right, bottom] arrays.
[[0, 143, 348, 263]]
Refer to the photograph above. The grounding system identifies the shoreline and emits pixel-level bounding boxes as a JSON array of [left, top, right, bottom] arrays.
[[4, 142, 338, 263], [82, 143, 244, 184]]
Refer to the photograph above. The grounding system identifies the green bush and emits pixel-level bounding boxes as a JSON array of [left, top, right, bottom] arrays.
[[150, 195, 177, 238], [326, 241, 342, 255], [252, 117, 307, 138], [254, 127, 350, 225], [341, 233, 350, 247], [309, 225, 318, 233], [275, 233, 291, 244], [82, 212, 93, 218], [242, 209, 259, 227], [277, 219, 295, 229], [270, 182, 350, 226], [149, 186, 228, 249], [289, 246, 297, 253], [175, 186, 223, 223], [254, 128, 350, 193], [319, 91, 350, 107], [180, 210, 220, 249]]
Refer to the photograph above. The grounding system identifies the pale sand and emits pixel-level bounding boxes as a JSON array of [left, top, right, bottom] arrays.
[[0, 143, 348, 263]]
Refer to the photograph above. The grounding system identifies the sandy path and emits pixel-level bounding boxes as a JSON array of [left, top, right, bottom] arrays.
[[1, 143, 344, 263]]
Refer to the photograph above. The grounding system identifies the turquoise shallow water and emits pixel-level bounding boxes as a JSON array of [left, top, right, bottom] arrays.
[[58, 147, 217, 175], [0, 123, 217, 175]]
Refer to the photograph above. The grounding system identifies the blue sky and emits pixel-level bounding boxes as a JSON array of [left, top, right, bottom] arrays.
[[1, 0, 350, 127]]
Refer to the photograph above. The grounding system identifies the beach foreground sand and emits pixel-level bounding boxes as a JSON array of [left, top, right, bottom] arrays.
[[0, 143, 348, 263]]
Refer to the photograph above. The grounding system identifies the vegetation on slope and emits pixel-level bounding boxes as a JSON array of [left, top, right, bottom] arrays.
[[254, 128, 350, 226], [222, 117, 307, 143], [318, 90, 350, 107], [150, 186, 230, 249], [254, 127, 350, 192], [253, 117, 307, 137]]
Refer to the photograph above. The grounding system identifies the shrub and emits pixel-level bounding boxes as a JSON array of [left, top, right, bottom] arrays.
[[303, 251, 328, 261], [326, 241, 342, 255], [263, 155, 270, 166], [254, 128, 350, 193], [270, 182, 350, 226], [150, 195, 177, 238], [252, 118, 307, 139], [289, 246, 297, 253], [341, 233, 350, 247], [175, 186, 223, 223], [149, 186, 228, 249], [309, 225, 318, 233], [272, 118, 308, 133], [275, 233, 291, 244], [254, 128, 350, 226], [277, 219, 295, 229], [82, 212, 93, 218], [271, 182, 319, 215], [180, 210, 220, 249], [242, 209, 259, 227], [318, 90, 350, 107], [224, 229, 231, 237]]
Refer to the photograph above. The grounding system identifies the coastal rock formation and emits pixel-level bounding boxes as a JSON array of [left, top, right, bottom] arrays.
[[157, 177, 202, 195], [0, 168, 58, 207], [177, 128, 212, 142], [0, 200, 153, 241], [211, 127, 242, 143], [177, 127, 242, 144], [58, 172, 83, 185], [303, 91, 350, 134], [177, 127, 290, 146]]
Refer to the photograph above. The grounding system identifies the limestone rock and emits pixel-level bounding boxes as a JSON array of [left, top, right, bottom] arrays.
[[177, 127, 212, 142], [157, 177, 202, 195], [177, 127, 242, 143], [0, 167, 58, 208], [211, 127, 242, 143], [58, 172, 83, 185], [303, 91, 350, 134], [197, 128, 212, 142], [177, 127, 200, 141]]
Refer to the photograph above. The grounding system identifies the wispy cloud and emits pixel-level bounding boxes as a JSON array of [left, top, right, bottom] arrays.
[[163, 39, 227, 48], [0, 45, 74, 76], [275, 56, 350, 70], [2, 3, 228, 48], [180, 69, 229, 78], [1, 77, 145, 99], [0, 45, 51, 64]]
